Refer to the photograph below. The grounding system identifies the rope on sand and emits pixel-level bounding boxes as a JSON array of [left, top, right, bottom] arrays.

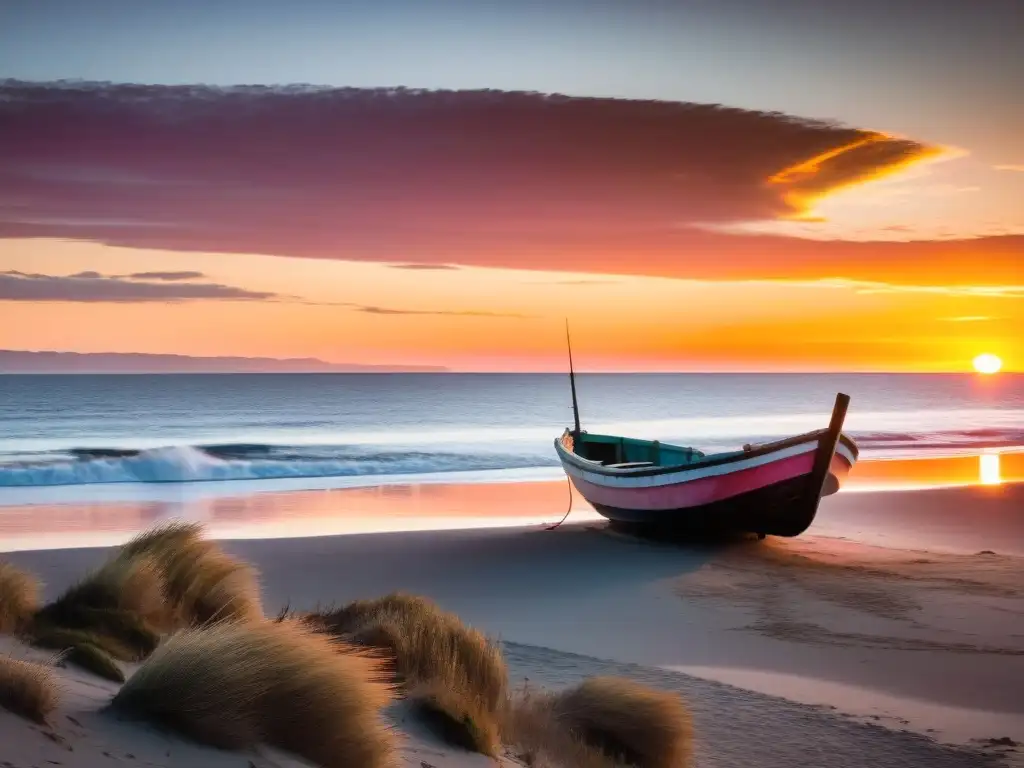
[[544, 476, 574, 530]]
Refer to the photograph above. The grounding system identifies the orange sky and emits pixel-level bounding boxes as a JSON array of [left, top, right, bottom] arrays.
[[2, 2, 1024, 376], [1, 236, 1020, 372], [0, 84, 1021, 373]]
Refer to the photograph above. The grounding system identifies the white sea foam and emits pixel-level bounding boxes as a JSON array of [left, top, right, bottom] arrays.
[[0, 443, 557, 488]]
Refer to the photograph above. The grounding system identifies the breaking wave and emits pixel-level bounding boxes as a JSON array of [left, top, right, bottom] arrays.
[[1, 424, 1022, 488], [0, 444, 558, 488]]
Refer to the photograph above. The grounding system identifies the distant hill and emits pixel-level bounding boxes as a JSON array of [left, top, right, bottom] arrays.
[[0, 350, 448, 374]]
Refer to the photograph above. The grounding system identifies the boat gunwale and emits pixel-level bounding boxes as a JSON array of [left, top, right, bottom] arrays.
[[554, 428, 859, 479]]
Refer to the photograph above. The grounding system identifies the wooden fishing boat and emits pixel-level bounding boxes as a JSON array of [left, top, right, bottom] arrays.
[[553, 330, 858, 537]]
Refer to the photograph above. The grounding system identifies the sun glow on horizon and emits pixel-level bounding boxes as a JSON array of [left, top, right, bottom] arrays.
[[973, 353, 1003, 375]]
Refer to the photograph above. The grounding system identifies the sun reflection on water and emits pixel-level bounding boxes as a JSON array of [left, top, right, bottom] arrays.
[[979, 452, 1002, 485]]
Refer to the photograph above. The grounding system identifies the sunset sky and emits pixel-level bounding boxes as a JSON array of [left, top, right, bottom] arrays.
[[1, 0, 1021, 372]]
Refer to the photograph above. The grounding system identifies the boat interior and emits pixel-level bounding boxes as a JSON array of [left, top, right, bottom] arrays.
[[571, 432, 711, 468], [566, 427, 847, 471]]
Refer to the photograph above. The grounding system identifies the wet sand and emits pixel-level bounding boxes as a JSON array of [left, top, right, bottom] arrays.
[[1, 451, 1022, 553]]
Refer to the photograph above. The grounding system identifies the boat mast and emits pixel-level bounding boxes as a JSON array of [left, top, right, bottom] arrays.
[[565, 319, 582, 434]]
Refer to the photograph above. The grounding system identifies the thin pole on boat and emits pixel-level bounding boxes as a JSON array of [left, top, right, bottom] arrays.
[[565, 319, 582, 434], [546, 319, 581, 532]]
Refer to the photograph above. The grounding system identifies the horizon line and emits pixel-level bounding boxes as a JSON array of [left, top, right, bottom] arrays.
[[0, 370, 1016, 376]]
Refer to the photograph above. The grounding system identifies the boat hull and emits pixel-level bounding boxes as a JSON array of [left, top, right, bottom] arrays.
[[556, 432, 857, 537]]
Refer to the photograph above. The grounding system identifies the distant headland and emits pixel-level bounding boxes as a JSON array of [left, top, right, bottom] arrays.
[[0, 350, 448, 374]]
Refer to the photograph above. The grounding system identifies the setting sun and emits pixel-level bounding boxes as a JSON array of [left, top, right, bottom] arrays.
[[973, 353, 1003, 375]]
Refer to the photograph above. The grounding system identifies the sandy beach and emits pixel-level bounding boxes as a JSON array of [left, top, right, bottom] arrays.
[[2, 475, 1021, 767]]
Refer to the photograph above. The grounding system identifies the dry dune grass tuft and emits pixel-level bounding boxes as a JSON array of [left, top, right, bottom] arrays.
[[28, 522, 262, 681], [32, 522, 261, 654], [63, 642, 125, 683], [33, 554, 164, 660], [308, 592, 507, 755], [110, 619, 398, 768], [119, 521, 263, 626], [312, 593, 507, 707], [503, 685, 621, 768], [28, 627, 126, 682], [410, 681, 501, 756], [118, 521, 205, 562], [29, 625, 137, 663], [544, 677, 693, 768], [0, 655, 60, 724], [0, 562, 41, 634], [166, 542, 263, 625]]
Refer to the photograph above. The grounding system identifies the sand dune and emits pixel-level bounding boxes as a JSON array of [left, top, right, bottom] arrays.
[[0, 632, 1009, 768]]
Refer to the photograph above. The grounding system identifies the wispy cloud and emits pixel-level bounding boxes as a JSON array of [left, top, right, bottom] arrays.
[[124, 271, 206, 281], [0, 270, 276, 303], [811, 278, 1024, 299], [537, 279, 621, 286], [940, 316, 998, 322], [355, 305, 528, 318], [994, 164, 1024, 172], [387, 263, 459, 271]]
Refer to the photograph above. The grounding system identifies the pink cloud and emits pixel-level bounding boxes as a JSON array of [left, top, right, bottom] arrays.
[[1, 81, 1018, 285]]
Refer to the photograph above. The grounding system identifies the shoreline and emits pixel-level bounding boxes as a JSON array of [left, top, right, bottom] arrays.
[[0, 448, 1022, 506], [1, 466, 1022, 556]]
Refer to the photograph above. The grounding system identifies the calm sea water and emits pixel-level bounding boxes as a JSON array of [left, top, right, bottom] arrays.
[[0, 373, 1021, 489]]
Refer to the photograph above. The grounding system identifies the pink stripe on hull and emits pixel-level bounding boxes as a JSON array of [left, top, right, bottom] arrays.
[[571, 452, 852, 512]]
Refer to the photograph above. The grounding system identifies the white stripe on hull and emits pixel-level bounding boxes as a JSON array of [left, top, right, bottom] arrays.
[[558, 437, 856, 490]]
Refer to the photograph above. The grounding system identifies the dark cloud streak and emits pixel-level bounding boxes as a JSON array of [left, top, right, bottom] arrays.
[[0, 270, 275, 303], [125, 270, 207, 281], [388, 263, 460, 271], [356, 304, 527, 318]]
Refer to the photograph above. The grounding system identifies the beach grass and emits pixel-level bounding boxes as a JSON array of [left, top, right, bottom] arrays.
[[28, 625, 126, 682], [118, 521, 205, 562], [33, 554, 165, 660], [410, 681, 501, 756], [118, 521, 263, 626], [63, 642, 125, 683], [544, 676, 694, 768], [29, 522, 262, 672], [503, 684, 620, 768], [307, 592, 507, 754], [28, 625, 138, 663], [110, 618, 397, 768], [166, 542, 263, 625], [0, 562, 41, 635], [311, 593, 507, 707], [0, 655, 60, 725]]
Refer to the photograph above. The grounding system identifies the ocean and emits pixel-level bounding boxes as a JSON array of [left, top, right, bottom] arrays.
[[0, 373, 1021, 492]]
